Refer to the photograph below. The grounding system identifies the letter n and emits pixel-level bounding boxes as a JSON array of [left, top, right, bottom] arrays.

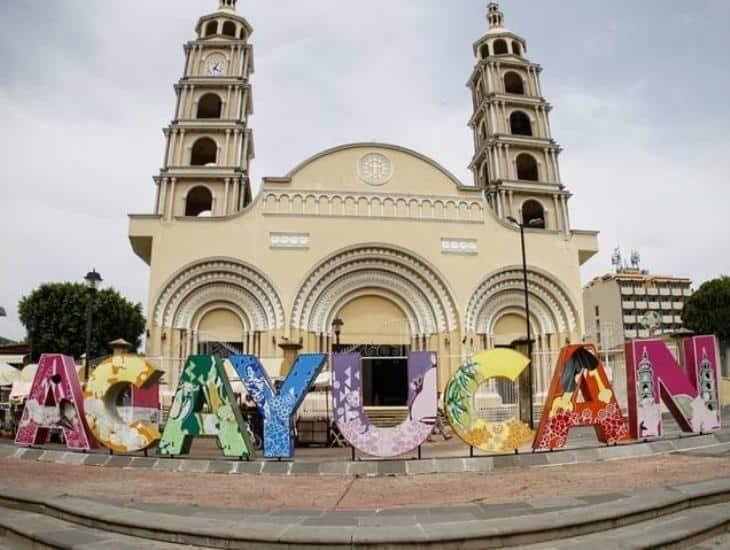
[[15, 354, 96, 451], [626, 336, 721, 439]]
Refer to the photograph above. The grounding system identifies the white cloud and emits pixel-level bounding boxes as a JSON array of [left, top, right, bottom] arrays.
[[1, 0, 729, 342]]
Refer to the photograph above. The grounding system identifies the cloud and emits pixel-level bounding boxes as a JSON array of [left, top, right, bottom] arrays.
[[1, 0, 729, 342]]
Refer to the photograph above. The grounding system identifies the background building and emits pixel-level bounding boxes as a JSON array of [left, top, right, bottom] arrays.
[[128, 1, 598, 412], [583, 250, 693, 345]]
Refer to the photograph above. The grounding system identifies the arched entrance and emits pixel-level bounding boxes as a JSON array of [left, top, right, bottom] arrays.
[[196, 308, 245, 356], [291, 244, 460, 390], [334, 295, 411, 407]]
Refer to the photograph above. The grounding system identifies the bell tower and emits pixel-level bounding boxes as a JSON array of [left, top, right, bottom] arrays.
[[468, 2, 572, 234], [154, 0, 255, 220]]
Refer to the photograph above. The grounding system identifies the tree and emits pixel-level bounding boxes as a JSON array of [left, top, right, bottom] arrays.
[[18, 283, 145, 362], [682, 276, 730, 342]]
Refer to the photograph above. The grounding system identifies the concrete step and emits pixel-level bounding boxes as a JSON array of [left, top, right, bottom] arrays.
[[0, 507, 193, 549], [1, 479, 729, 548], [523, 501, 730, 549]]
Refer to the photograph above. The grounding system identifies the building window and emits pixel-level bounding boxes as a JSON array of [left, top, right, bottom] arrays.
[[185, 186, 213, 217], [222, 21, 237, 37], [504, 72, 525, 95], [516, 153, 539, 181], [204, 21, 218, 37], [197, 94, 223, 119], [521, 199, 545, 228], [190, 137, 218, 166], [512, 41, 522, 56], [595, 306, 600, 317], [493, 39, 508, 55], [480, 43, 490, 59], [509, 111, 532, 136]]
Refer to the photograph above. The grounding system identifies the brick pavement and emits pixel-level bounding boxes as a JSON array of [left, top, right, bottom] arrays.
[[1, 449, 728, 510]]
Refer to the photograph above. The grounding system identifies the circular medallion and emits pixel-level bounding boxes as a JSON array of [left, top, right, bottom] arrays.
[[357, 153, 394, 186]]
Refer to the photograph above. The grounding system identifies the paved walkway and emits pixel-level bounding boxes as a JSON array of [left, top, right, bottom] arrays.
[[1, 442, 729, 510]]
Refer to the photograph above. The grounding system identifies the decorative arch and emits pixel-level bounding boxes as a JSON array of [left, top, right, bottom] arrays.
[[191, 137, 218, 166], [184, 186, 213, 217], [504, 72, 525, 95], [493, 39, 508, 55], [465, 266, 579, 337], [204, 20, 218, 37], [291, 245, 459, 336], [510, 111, 532, 136], [153, 258, 285, 332], [521, 199, 546, 228], [197, 93, 223, 119], [222, 21, 237, 38], [516, 153, 539, 181]]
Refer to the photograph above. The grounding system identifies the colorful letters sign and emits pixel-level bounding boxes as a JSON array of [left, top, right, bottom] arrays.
[[231, 353, 327, 458], [158, 355, 254, 458], [84, 353, 163, 453], [626, 336, 721, 439], [445, 349, 534, 453], [332, 352, 437, 458], [15, 354, 96, 451], [533, 344, 629, 451]]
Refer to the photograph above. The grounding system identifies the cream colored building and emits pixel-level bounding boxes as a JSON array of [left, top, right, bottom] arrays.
[[583, 267, 693, 347], [128, 1, 598, 403]]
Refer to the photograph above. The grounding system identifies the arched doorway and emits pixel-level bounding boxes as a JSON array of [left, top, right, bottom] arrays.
[[334, 296, 411, 407], [196, 308, 244, 356]]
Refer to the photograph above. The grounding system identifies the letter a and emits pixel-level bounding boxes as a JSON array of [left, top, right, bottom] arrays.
[[231, 353, 327, 458], [158, 355, 254, 458], [15, 354, 96, 451], [533, 344, 629, 451]]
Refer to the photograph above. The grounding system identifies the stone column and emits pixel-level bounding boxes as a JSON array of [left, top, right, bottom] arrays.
[[168, 178, 177, 220], [223, 178, 230, 216]]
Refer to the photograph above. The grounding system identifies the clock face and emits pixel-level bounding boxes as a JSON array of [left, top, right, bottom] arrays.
[[206, 55, 226, 76]]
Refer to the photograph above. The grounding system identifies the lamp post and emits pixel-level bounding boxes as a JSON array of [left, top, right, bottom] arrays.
[[332, 317, 344, 350], [507, 216, 544, 429], [83, 269, 103, 382]]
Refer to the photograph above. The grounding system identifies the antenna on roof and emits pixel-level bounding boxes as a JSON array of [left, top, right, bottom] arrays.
[[630, 250, 641, 270], [611, 247, 622, 272]]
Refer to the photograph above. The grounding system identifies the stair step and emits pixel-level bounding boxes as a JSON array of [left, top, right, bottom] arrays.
[[0, 507, 192, 549], [523, 501, 730, 549]]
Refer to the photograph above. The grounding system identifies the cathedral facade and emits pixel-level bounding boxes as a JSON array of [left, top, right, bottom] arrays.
[[129, 1, 598, 402]]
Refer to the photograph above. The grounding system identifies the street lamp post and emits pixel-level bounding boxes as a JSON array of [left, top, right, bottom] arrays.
[[83, 269, 103, 383], [332, 317, 344, 349], [507, 216, 544, 429]]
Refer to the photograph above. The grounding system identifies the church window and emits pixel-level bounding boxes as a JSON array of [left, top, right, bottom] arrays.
[[516, 153, 539, 181], [204, 21, 218, 37], [512, 41, 522, 56], [480, 43, 490, 59], [197, 94, 223, 119], [504, 72, 524, 94], [493, 39, 508, 55], [185, 186, 213, 217], [522, 200, 546, 228], [222, 21, 237, 37], [510, 111, 532, 136], [191, 137, 218, 166]]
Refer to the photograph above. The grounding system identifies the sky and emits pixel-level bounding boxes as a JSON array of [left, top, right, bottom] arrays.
[[1, 0, 729, 341]]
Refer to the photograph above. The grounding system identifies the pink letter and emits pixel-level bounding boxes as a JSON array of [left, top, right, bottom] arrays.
[[626, 336, 721, 439], [15, 354, 96, 450]]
